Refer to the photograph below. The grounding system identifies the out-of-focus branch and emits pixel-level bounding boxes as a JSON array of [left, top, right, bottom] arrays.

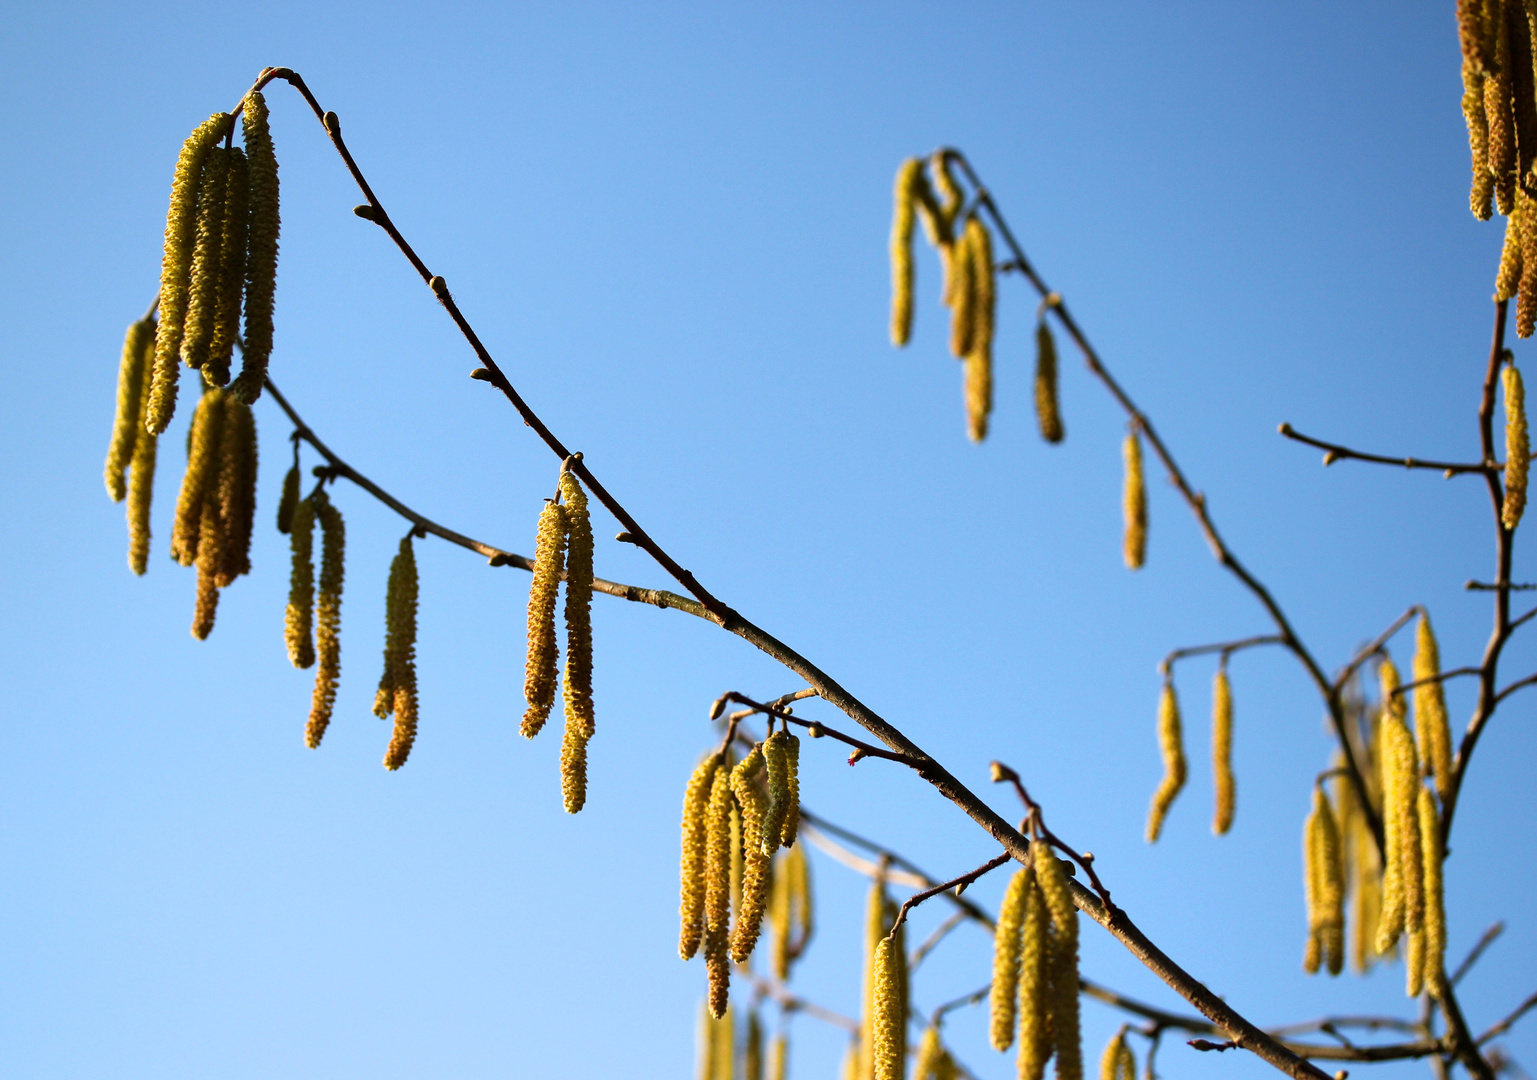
[[1277, 423, 1492, 476], [1452, 922, 1506, 987]]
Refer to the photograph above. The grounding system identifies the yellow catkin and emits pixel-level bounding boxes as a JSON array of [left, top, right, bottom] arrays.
[[949, 219, 977, 360], [1418, 787, 1446, 991], [696, 1001, 713, 1080], [768, 1033, 788, 1080], [373, 536, 407, 717], [1146, 681, 1186, 842], [704, 766, 734, 1018], [147, 113, 228, 435], [762, 730, 791, 856], [192, 567, 220, 641], [991, 867, 1029, 1051], [915, 1026, 945, 1080], [1489, 3, 1518, 216], [1346, 791, 1385, 973], [1413, 612, 1454, 802], [780, 732, 801, 847], [730, 801, 744, 925], [206, 146, 249, 387], [170, 388, 226, 567], [307, 492, 345, 749], [870, 937, 904, 1080], [1100, 1032, 1135, 1080], [126, 324, 160, 575], [745, 1011, 764, 1080], [730, 748, 772, 963], [230, 92, 279, 405], [1498, 191, 1525, 301], [1465, 61, 1495, 220], [1459, 0, 1491, 74], [859, 877, 889, 1080], [931, 150, 963, 232], [680, 755, 719, 960], [1212, 667, 1235, 835], [560, 705, 590, 813], [521, 499, 568, 737], [1034, 319, 1065, 444], [841, 1040, 861, 1080], [891, 158, 921, 347], [560, 471, 595, 736], [382, 536, 420, 770], [1122, 432, 1147, 570], [1519, 190, 1537, 337], [285, 496, 316, 669], [1375, 710, 1424, 951], [1504, 362, 1528, 526], [770, 842, 813, 979], [965, 216, 995, 443], [698, 1000, 734, 1080], [180, 145, 229, 373], [769, 854, 792, 979], [1303, 788, 1345, 976], [1034, 841, 1082, 1080], [1018, 870, 1051, 1080], [276, 462, 300, 535], [212, 394, 257, 587], [106, 319, 156, 501]]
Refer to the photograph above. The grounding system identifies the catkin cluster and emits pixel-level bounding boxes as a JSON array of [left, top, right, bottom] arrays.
[[887, 151, 1000, 442], [990, 843, 1083, 1080], [146, 92, 280, 434], [104, 318, 162, 574], [169, 385, 259, 639], [375, 535, 421, 770], [1144, 680, 1185, 842], [520, 468, 598, 813], [1462, 0, 1537, 333], [1148, 665, 1243, 840], [284, 488, 348, 749]]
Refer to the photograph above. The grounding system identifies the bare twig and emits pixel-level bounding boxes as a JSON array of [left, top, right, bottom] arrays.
[[1160, 635, 1285, 672], [1479, 992, 1537, 1045], [1334, 607, 1419, 692], [909, 909, 968, 970], [1452, 922, 1506, 986], [1277, 423, 1492, 476], [888, 852, 1012, 938], [720, 692, 923, 768], [1494, 671, 1537, 704], [737, 968, 859, 1034], [1393, 667, 1482, 698], [1467, 581, 1537, 591]]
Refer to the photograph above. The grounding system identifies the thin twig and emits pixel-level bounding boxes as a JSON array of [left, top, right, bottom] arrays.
[[1480, 992, 1537, 1045], [721, 692, 923, 768], [1392, 668, 1482, 698], [737, 968, 858, 1034], [1452, 922, 1506, 987], [888, 851, 1012, 938], [1466, 581, 1537, 591], [909, 909, 968, 971], [1160, 635, 1285, 672], [1334, 607, 1419, 692], [1277, 423, 1492, 476], [1495, 671, 1537, 703]]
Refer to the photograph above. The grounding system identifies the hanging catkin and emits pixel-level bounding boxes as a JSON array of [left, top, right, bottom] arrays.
[[1488, 4, 1517, 215], [1034, 319, 1065, 444], [859, 877, 889, 1080], [780, 731, 801, 847], [1122, 431, 1147, 570], [206, 146, 249, 388], [1507, 0, 1537, 187], [1504, 361, 1528, 527], [381, 535, 420, 770], [180, 145, 230, 373], [521, 499, 568, 737], [1211, 666, 1236, 835], [1034, 840, 1082, 1080], [991, 867, 1029, 1051], [1418, 786, 1446, 991], [1497, 192, 1524, 301], [680, 755, 720, 960], [276, 462, 300, 534], [704, 765, 734, 1019], [891, 158, 922, 347], [964, 215, 995, 443], [762, 730, 791, 856], [1302, 788, 1345, 976], [1413, 612, 1454, 802], [1099, 1031, 1135, 1080], [1518, 190, 1537, 337], [769, 842, 813, 980], [869, 937, 905, 1080], [106, 319, 157, 502], [745, 1011, 764, 1080], [171, 387, 226, 567], [212, 393, 257, 586], [1017, 870, 1051, 1080], [126, 325, 160, 576], [1339, 764, 1385, 974], [229, 92, 279, 405], [1146, 680, 1186, 842], [1375, 710, 1424, 953], [1465, 59, 1496, 220], [559, 470, 595, 812], [373, 535, 405, 717], [286, 495, 316, 668], [948, 220, 976, 360], [307, 491, 345, 749], [729, 747, 772, 963], [147, 113, 228, 435], [767, 1033, 788, 1080]]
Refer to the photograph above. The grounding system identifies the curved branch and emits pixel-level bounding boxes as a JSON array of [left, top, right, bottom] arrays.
[[1277, 423, 1492, 476]]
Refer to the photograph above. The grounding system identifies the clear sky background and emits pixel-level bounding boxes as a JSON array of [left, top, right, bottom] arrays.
[[2, 2, 1534, 1078]]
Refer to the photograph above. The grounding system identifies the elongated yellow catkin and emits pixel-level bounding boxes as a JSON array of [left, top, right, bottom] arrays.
[[696, 1001, 713, 1080], [915, 1026, 945, 1080], [891, 158, 922, 347], [1034, 842, 1082, 1080], [762, 730, 791, 856], [276, 462, 300, 534], [931, 150, 962, 229], [560, 471, 595, 735], [373, 538, 405, 717], [1504, 362, 1529, 526], [1466, 61, 1496, 220], [1413, 612, 1454, 802], [1212, 667, 1235, 835], [171, 388, 226, 567], [192, 567, 220, 641], [704, 766, 734, 1019], [730, 801, 744, 925], [126, 325, 160, 575], [841, 1039, 861, 1080], [1339, 766, 1385, 974], [1035, 319, 1065, 444], [1122, 432, 1147, 570], [206, 146, 248, 387], [859, 877, 889, 1080], [382, 536, 420, 770], [147, 113, 228, 435], [1489, 3, 1518, 216], [680, 755, 719, 960], [1418, 787, 1446, 991], [560, 705, 590, 812], [698, 1000, 734, 1080], [966, 216, 995, 443], [1303, 788, 1345, 975], [1498, 192, 1525, 300], [769, 842, 813, 979], [1099, 1031, 1135, 1080], [231, 92, 279, 405], [730, 748, 771, 962], [1376, 711, 1424, 952], [212, 394, 257, 587], [1146, 681, 1185, 842], [307, 492, 345, 749], [106, 319, 157, 501], [1018, 871, 1051, 1080], [521, 500, 568, 737], [286, 496, 316, 668], [181, 145, 229, 373], [780, 732, 800, 847], [1519, 190, 1537, 337], [790, 830, 813, 945], [948, 221, 976, 359], [1458, 0, 1490, 73], [742, 1012, 763, 1080], [870, 937, 904, 1080], [991, 867, 1029, 1051], [768, 1033, 788, 1080]]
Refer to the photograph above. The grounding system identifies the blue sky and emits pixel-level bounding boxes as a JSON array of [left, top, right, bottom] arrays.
[[2, 2, 1534, 1078]]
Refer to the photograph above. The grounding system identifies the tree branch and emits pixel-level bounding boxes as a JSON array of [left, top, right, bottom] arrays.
[[1160, 635, 1286, 671], [1276, 423, 1492, 476], [1479, 991, 1537, 1045], [1452, 922, 1506, 987]]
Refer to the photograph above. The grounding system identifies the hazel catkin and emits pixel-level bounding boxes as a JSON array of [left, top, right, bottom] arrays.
[[230, 91, 279, 405], [521, 499, 568, 737], [780, 731, 800, 847], [307, 491, 345, 749], [105, 319, 156, 502], [730, 747, 771, 962], [762, 729, 791, 857], [1504, 361, 1528, 528], [126, 327, 160, 576], [1212, 666, 1236, 835], [1145, 680, 1186, 842], [964, 215, 995, 443], [180, 144, 229, 374], [1122, 431, 1147, 570], [381, 535, 420, 770], [1497, 191, 1524, 301], [1034, 319, 1065, 444], [1413, 611, 1454, 803], [276, 462, 300, 535], [891, 158, 921, 347], [1303, 788, 1345, 976], [869, 937, 905, 1080], [680, 755, 719, 961], [285, 495, 317, 669], [1099, 1031, 1135, 1080], [1487, 4, 1517, 216], [1034, 839, 1082, 1080], [171, 388, 226, 568], [212, 393, 257, 587], [1467, 61, 1496, 220], [1017, 869, 1051, 1080], [206, 146, 249, 388], [1418, 786, 1446, 992], [561, 471, 594, 734], [703, 765, 734, 1017], [991, 866, 1029, 1051]]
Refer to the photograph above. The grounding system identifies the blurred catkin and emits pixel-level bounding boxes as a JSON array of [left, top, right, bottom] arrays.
[[991, 867, 1029, 1051], [1034, 319, 1065, 444], [948, 220, 976, 360], [768, 1033, 788, 1080], [1504, 362, 1528, 527], [382, 536, 420, 770], [890, 158, 921, 347], [1413, 612, 1454, 802], [965, 215, 995, 443], [859, 877, 889, 1080], [180, 145, 229, 373], [1018, 870, 1051, 1080], [745, 1011, 764, 1080], [1146, 681, 1186, 842], [307, 492, 345, 749], [147, 113, 227, 434], [1099, 1032, 1135, 1080], [231, 92, 279, 405], [1212, 667, 1235, 835], [870, 937, 906, 1080], [126, 326, 160, 575], [680, 755, 719, 960], [106, 319, 156, 502], [1418, 786, 1446, 990], [276, 462, 300, 534], [522, 499, 568, 737], [285, 496, 317, 669], [1122, 432, 1147, 570], [930, 150, 962, 232], [1376, 711, 1424, 953], [206, 146, 249, 387], [730, 748, 771, 962], [704, 766, 734, 1018], [1034, 841, 1082, 1080], [1303, 788, 1345, 976]]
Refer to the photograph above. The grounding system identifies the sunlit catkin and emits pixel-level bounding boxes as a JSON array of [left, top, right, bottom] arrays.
[[285, 496, 316, 669], [730, 748, 772, 963], [521, 499, 568, 737], [1418, 786, 1446, 990], [180, 145, 229, 373], [860, 877, 890, 1080], [891, 158, 921, 347], [680, 755, 719, 961], [1034, 841, 1082, 1080], [231, 92, 279, 405], [171, 388, 225, 567], [1122, 431, 1147, 570], [206, 146, 249, 387], [1303, 788, 1345, 976], [147, 113, 227, 435], [1099, 1031, 1135, 1080], [126, 325, 159, 575], [1413, 612, 1454, 802], [1035, 319, 1065, 444], [780, 732, 801, 847], [1376, 712, 1424, 952], [1498, 193, 1525, 301], [1146, 681, 1185, 842], [306, 492, 345, 749], [1465, 61, 1496, 220], [560, 471, 595, 735], [768, 1033, 788, 1080], [965, 216, 995, 443], [212, 394, 257, 586], [704, 765, 734, 1018], [991, 867, 1029, 1051], [948, 220, 976, 360], [382, 536, 420, 770], [931, 150, 962, 227], [1212, 666, 1235, 835], [762, 730, 791, 857], [1018, 870, 1051, 1080], [106, 319, 156, 502], [276, 462, 299, 534], [1488, 4, 1517, 215], [1503, 362, 1528, 527], [870, 937, 904, 1080], [1519, 190, 1537, 336]]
